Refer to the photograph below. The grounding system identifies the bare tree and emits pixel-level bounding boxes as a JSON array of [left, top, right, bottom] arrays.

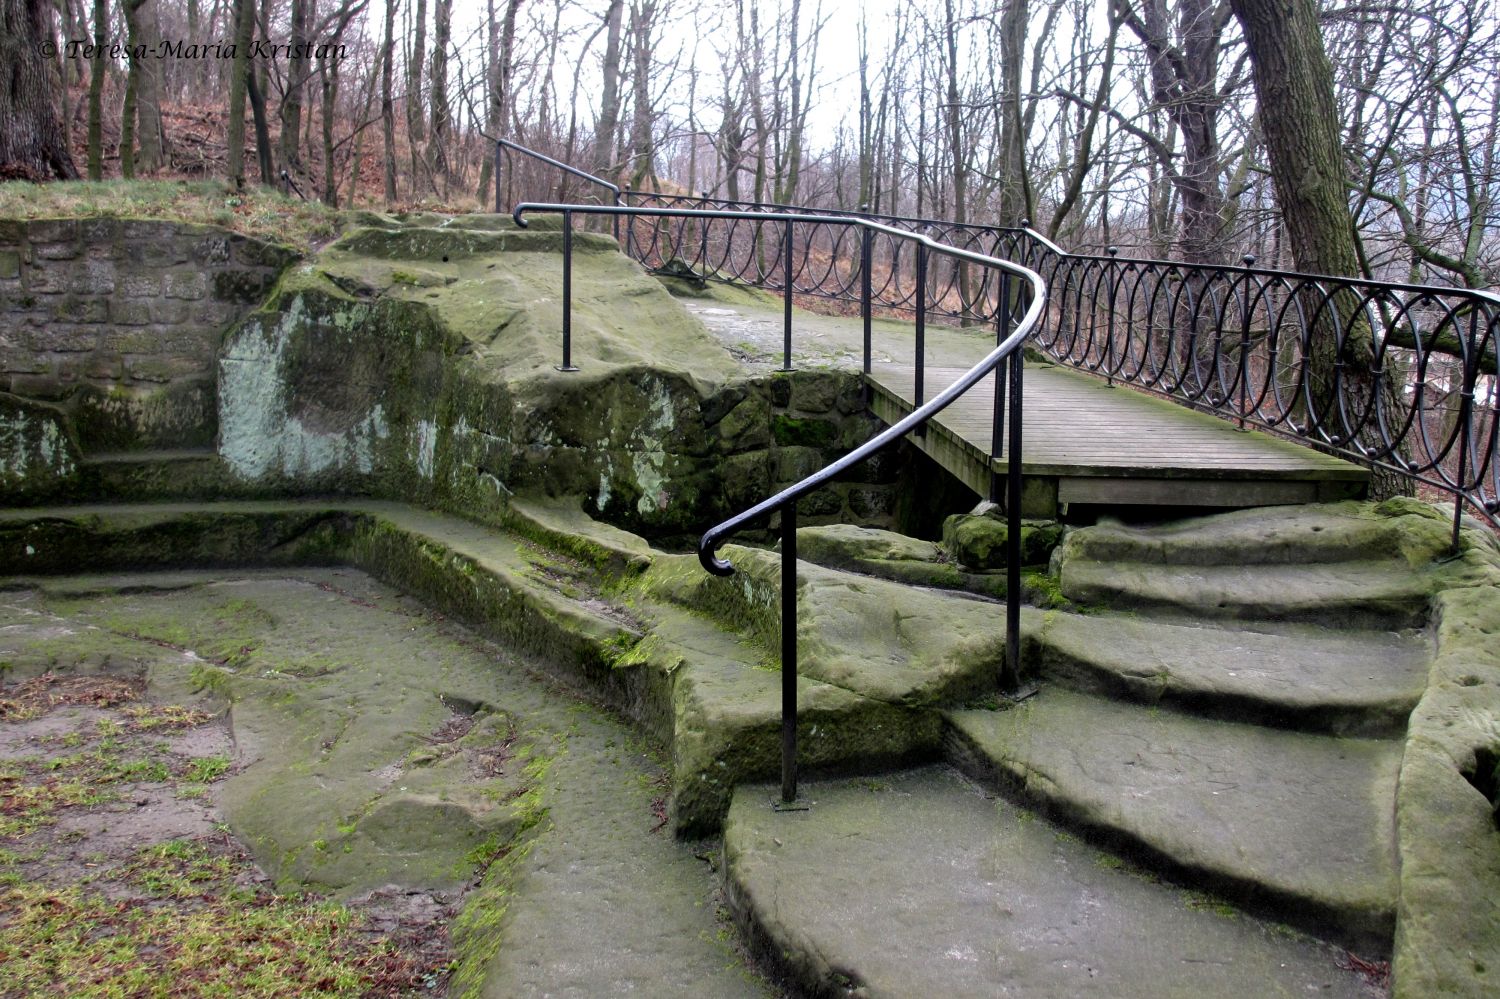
[[381, 0, 400, 204], [0, 0, 77, 179]]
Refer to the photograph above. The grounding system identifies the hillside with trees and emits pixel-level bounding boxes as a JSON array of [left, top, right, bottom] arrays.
[[0, 0, 1495, 288]]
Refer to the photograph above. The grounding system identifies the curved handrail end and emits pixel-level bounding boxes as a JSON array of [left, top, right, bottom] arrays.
[[512, 206, 530, 228], [697, 536, 736, 576]]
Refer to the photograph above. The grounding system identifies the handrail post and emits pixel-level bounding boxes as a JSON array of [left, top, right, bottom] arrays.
[[1238, 254, 1255, 429], [781, 220, 796, 372], [501, 140, 513, 214], [861, 228, 873, 376], [781, 505, 799, 803], [1002, 345, 1024, 692], [556, 210, 579, 372], [915, 243, 927, 436], [1452, 385, 1473, 555], [1104, 247, 1118, 386], [1450, 305, 1479, 554], [991, 273, 1012, 502]]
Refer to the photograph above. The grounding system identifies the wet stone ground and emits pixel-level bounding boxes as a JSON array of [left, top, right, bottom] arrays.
[[0, 569, 773, 998]]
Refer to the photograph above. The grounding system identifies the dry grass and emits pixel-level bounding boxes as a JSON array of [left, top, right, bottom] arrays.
[[0, 179, 344, 251]]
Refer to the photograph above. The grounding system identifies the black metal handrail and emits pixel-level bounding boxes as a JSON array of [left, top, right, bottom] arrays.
[[493, 138, 623, 239], [514, 201, 1046, 804], [617, 190, 1499, 545]]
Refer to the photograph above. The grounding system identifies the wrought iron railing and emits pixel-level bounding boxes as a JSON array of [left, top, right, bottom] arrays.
[[495, 142, 1497, 802], [513, 202, 1046, 803], [613, 189, 1499, 546]]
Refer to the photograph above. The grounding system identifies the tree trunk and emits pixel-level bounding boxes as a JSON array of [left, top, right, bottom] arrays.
[[280, 0, 309, 172], [247, 59, 274, 186], [226, 0, 256, 188], [1231, 0, 1407, 497], [321, 56, 338, 205], [996, 0, 1030, 225], [1119, 0, 1233, 263], [626, 0, 656, 189], [1230, 0, 1360, 280], [476, 0, 521, 204], [121, 1, 141, 178], [86, 0, 105, 179], [381, 0, 399, 205], [592, 0, 624, 180], [0, 0, 77, 179], [428, 0, 451, 187], [407, 0, 427, 144]]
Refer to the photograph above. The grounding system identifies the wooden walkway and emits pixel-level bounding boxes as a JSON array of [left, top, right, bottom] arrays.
[[680, 298, 1368, 515], [868, 361, 1368, 515]]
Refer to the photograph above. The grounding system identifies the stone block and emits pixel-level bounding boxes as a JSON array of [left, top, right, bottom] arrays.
[[847, 485, 896, 519], [83, 353, 125, 380], [25, 220, 77, 243], [715, 394, 771, 452], [76, 218, 119, 245], [125, 355, 203, 383], [151, 299, 191, 325], [196, 235, 232, 264], [24, 267, 66, 294], [796, 486, 844, 517], [233, 238, 296, 269], [163, 270, 209, 300], [790, 371, 846, 414], [8, 371, 69, 399], [86, 241, 124, 261], [0, 349, 52, 375], [0, 250, 20, 280], [119, 274, 161, 298], [212, 268, 275, 303], [121, 220, 174, 241], [769, 373, 793, 407], [33, 241, 80, 262], [100, 328, 161, 353], [26, 325, 98, 353], [194, 302, 236, 326], [68, 261, 116, 295], [774, 445, 825, 482], [108, 299, 153, 326], [717, 450, 771, 510], [771, 413, 839, 449], [137, 240, 187, 268], [53, 296, 108, 324]]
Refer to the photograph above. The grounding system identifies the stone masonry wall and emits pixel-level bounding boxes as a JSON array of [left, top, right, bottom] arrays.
[[0, 218, 294, 453]]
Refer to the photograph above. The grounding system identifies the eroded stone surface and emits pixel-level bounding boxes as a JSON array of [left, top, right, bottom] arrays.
[[947, 690, 1401, 948], [725, 766, 1368, 998], [0, 568, 774, 999], [1060, 558, 1434, 628], [1031, 610, 1429, 734]]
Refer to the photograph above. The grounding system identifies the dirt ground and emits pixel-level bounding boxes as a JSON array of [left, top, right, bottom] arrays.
[[0, 654, 454, 997]]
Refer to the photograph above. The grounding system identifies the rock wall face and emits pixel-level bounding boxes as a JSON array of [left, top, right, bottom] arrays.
[[0, 218, 294, 464], [2, 213, 909, 540], [211, 219, 902, 540]]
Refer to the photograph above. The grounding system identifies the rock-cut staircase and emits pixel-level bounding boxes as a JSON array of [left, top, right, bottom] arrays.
[[725, 503, 1449, 997]]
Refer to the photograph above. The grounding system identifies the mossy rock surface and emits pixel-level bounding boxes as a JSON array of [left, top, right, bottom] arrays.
[[942, 512, 1063, 570], [0, 393, 79, 499]]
